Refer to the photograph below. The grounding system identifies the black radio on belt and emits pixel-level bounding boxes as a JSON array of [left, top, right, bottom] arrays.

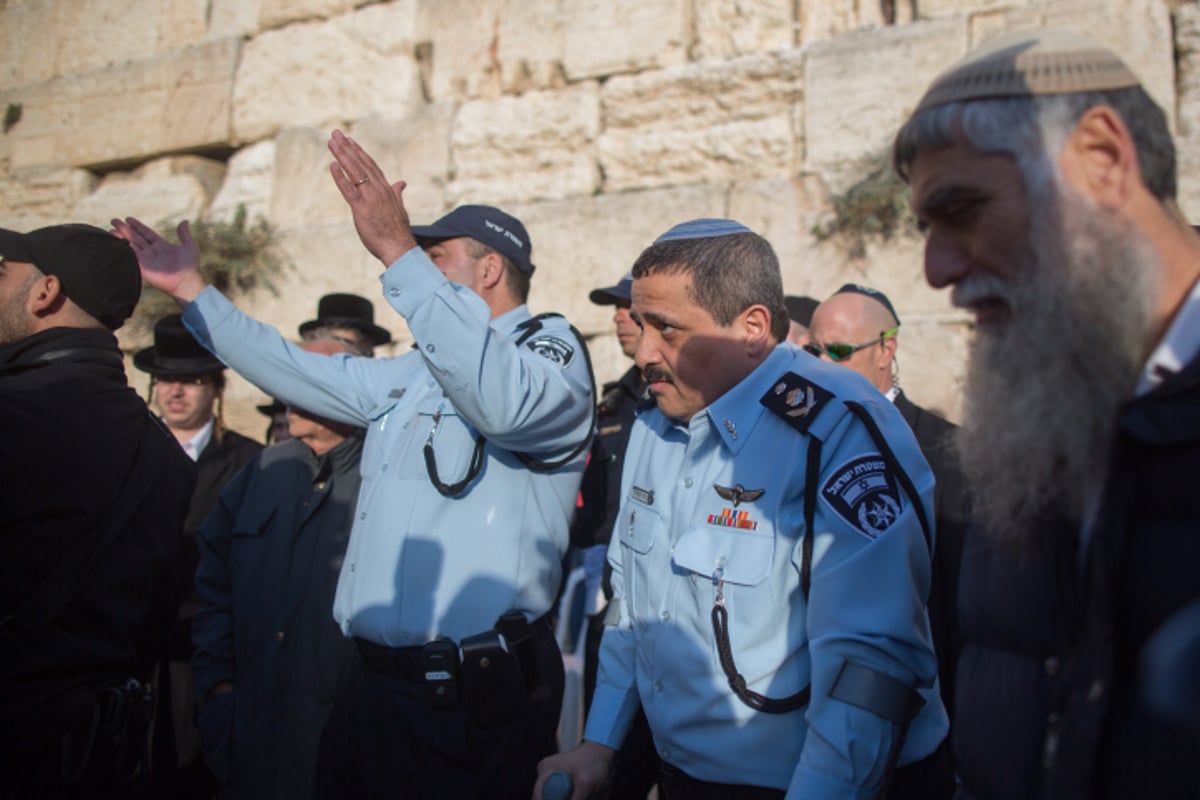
[[459, 614, 531, 727], [420, 637, 460, 708]]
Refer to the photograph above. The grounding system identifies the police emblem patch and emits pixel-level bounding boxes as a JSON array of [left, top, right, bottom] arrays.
[[820, 455, 903, 539], [526, 335, 575, 367]]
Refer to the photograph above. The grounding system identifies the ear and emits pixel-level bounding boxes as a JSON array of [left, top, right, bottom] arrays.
[[1058, 105, 1139, 211], [740, 304, 772, 357], [27, 273, 64, 316], [478, 252, 506, 291], [877, 334, 898, 368]]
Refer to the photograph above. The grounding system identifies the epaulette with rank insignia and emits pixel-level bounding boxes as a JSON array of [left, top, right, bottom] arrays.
[[760, 371, 834, 433]]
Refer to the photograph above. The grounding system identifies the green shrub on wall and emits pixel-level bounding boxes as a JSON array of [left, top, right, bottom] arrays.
[[131, 205, 284, 335], [812, 151, 915, 259]]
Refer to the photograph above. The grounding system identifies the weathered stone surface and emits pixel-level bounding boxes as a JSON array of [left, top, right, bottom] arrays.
[[598, 53, 804, 192], [727, 175, 833, 297], [267, 127, 350, 232], [1177, 134, 1200, 223], [693, 0, 796, 60], [258, 0, 360, 30], [0, 167, 99, 230], [496, 0, 568, 94], [3, 38, 239, 170], [561, 0, 689, 80], [210, 140, 276, 224], [72, 156, 227, 229], [232, 3, 422, 142], [511, 186, 723, 382], [449, 84, 600, 205], [798, 0, 888, 45], [1, 0, 212, 89], [415, 0, 504, 100], [209, 0, 264, 39], [805, 19, 966, 169], [1178, 1, 1200, 137]]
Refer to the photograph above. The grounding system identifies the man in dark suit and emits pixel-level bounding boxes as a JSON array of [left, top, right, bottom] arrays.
[[134, 314, 261, 797], [807, 284, 966, 725]]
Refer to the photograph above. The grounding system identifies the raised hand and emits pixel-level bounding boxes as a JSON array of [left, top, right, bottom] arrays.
[[111, 218, 207, 304], [327, 129, 418, 267]]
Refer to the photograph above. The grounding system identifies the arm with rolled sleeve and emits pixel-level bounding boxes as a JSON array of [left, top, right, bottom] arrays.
[[381, 249, 594, 456], [787, 406, 941, 799]]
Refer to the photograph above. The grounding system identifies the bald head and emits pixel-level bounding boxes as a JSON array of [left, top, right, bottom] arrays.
[[808, 291, 899, 393]]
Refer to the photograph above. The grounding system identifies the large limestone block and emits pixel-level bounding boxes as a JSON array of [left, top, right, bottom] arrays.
[[693, 0, 796, 60], [415, 0, 505, 100], [804, 18, 966, 169], [259, 0, 360, 29], [73, 156, 227, 229], [514, 186, 726, 356], [0, 167, 99, 230], [727, 175, 833, 297], [598, 53, 804, 192], [233, 3, 422, 142], [448, 84, 600, 205], [1177, 134, 1200, 222], [1178, 1, 1200, 137], [242, 222, 409, 346], [496, 0, 568, 94], [268, 127, 352, 232], [561, 0, 689, 80], [798, 0, 888, 45], [1, 0, 211, 88], [210, 140, 277, 224], [209, 0, 264, 39], [3, 38, 239, 170]]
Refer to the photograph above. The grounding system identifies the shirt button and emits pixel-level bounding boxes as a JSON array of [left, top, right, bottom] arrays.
[[274, 631, 285, 641], [360, 512, 367, 520], [349, 563, 356, 572], [425, 344, 435, 353], [1044, 656, 1059, 677], [660, 610, 670, 622], [1087, 680, 1104, 702], [381, 464, 388, 472], [654, 681, 663, 692], [683, 477, 693, 488], [389, 288, 400, 297]]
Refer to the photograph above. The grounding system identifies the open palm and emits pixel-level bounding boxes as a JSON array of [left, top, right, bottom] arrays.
[[112, 217, 206, 302]]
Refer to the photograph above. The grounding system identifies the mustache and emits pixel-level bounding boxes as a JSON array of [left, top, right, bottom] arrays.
[[642, 365, 675, 385]]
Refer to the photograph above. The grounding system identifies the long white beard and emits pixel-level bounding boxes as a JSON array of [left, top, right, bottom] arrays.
[[954, 192, 1160, 542]]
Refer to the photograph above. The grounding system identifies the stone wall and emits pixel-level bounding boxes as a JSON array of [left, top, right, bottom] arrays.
[[1, 0, 1193, 436]]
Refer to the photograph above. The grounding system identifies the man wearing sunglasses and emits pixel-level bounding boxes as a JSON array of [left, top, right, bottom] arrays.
[[894, 29, 1200, 798], [808, 284, 966, 732]]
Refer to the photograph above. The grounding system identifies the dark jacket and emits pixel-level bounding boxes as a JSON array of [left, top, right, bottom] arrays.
[[192, 432, 364, 800], [954, 354, 1200, 799], [189, 429, 264, 537], [570, 366, 645, 550], [893, 390, 966, 722], [0, 327, 195, 792]]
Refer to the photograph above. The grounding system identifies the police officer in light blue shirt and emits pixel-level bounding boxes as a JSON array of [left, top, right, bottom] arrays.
[[115, 130, 594, 800], [536, 220, 952, 800]]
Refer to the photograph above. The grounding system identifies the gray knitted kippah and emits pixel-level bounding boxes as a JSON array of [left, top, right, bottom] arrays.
[[915, 28, 1140, 112]]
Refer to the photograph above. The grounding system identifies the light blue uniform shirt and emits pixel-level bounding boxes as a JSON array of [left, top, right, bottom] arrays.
[[182, 247, 592, 646], [584, 344, 949, 798]]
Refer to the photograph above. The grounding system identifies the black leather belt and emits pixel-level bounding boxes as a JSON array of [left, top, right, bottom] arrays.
[[353, 638, 427, 680]]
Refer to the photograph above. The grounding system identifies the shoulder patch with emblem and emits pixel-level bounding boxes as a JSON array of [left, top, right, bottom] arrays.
[[760, 371, 834, 433], [821, 455, 904, 540], [526, 335, 575, 367]]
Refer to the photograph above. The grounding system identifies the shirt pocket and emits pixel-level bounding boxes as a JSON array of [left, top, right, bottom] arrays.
[[616, 498, 661, 617], [672, 525, 774, 586]]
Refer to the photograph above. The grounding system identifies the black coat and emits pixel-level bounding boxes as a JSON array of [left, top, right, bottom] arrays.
[[893, 390, 966, 723], [192, 433, 363, 800], [0, 327, 196, 783], [954, 355, 1200, 799]]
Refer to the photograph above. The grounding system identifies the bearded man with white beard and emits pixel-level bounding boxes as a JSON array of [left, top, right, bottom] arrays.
[[893, 29, 1200, 800]]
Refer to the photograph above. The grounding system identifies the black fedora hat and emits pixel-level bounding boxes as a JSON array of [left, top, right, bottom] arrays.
[[298, 293, 392, 347], [133, 314, 225, 376], [256, 398, 287, 417]]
